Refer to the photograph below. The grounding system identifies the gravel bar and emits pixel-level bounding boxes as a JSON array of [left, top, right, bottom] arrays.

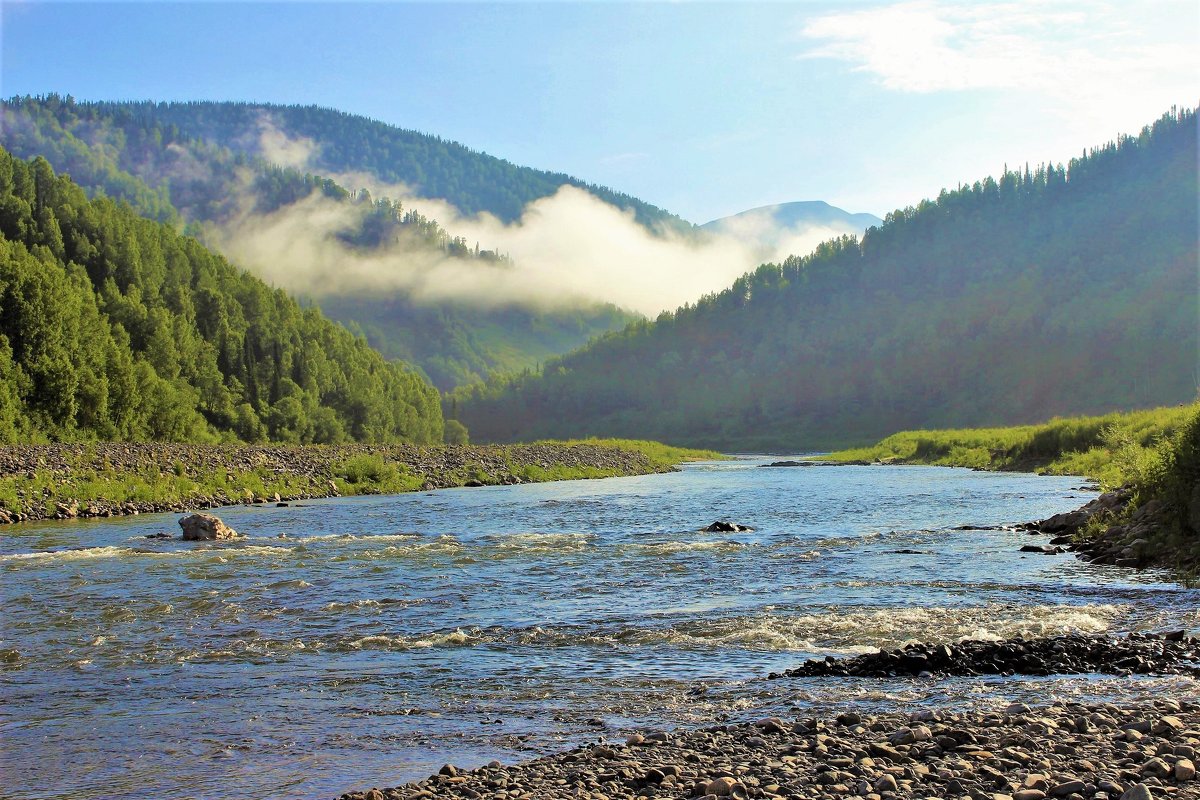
[[338, 697, 1198, 800]]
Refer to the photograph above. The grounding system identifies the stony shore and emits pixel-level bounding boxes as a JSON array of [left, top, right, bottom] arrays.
[[338, 695, 1198, 800], [0, 442, 676, 524], [1031, 489, 1196, 572]]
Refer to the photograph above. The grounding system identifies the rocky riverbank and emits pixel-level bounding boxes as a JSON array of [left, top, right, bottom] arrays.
[[1031, 488, 1196, 572], [0, 442, 681, 524], [338, 696, 1197, 800], [773, 632, 1199, 680]]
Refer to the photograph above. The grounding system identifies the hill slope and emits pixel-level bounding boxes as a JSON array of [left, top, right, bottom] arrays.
[[0, 95, 643, 389], [453, 108, 1199, 449], [0, 146, 442, 444]]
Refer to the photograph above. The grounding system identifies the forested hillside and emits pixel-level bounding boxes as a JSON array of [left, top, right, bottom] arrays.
[[104, 100, 691, 230], [0, 95, 641, 389], [0, 146, 442, 443], [453, 108, 1199, 449]]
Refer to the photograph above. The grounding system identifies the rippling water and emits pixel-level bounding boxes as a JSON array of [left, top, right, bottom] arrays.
[[2, 459, 1196, 799]]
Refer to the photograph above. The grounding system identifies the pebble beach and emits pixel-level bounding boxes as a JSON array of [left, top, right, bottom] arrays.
[[338, 694, 1197, 800]]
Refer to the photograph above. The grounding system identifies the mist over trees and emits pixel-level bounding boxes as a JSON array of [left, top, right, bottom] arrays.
[[452, 108, 1199, 450], [1, 95, 640, 389], [0, 146, 443, 443]]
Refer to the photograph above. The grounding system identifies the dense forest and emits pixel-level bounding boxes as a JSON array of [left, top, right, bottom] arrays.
[[0, 95, 640, 389], [453, 108, 1199, 449], [0, 146, 443, 443]]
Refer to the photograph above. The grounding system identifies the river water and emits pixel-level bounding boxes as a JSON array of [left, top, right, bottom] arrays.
[[2, 459, 1197, 799]]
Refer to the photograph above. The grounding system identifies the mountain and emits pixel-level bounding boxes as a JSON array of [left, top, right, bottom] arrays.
[[0, 146, 443, 444], [0, 95, 645, 389], [703, 200, 881, 241], [452, 108, 1199, 450], [700, 200, 883, 266]]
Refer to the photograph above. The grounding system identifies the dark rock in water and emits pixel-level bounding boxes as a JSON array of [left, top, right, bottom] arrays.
[[1039, 510, 1090, 533], [1020, 544, 1065, 554], [704, 521, 754, 532], [775, 632, 1200, 680], [179, 513, 239, 541], [144, 532, 172, 540], [762, 460, 803, 467], [892, 549, 930, 555], [276, 502, 289, 507]]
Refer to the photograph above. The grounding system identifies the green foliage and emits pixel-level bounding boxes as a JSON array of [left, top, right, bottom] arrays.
[[452, 108, 1199, 448], [0, 146, 443, 443], [443, 418, 469, 445], [332, 453, 422, 494], [823, 404, 1196, 489], [1144, 406, 1200, 543]]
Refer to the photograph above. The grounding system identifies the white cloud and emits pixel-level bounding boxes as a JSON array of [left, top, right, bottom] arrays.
[[800, 1, 1197, 118]]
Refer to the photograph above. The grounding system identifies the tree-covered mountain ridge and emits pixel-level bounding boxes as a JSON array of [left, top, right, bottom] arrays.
[[452, 107, 1199, 450], [0, 94, 642, 389], [0, 145, 443, 444], [1, 95, 689, 231]]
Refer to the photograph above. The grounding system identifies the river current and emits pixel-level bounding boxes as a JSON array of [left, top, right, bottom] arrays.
[[2, 458, 1197, 799]]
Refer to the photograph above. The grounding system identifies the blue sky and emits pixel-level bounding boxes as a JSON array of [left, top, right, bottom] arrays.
[[2, 1, 1196, 223]]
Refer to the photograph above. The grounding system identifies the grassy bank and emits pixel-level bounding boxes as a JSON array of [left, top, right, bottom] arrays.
[[821, 404, 1196, 488], [823, 403, 1200, 570], [0, 440, 717, 524]]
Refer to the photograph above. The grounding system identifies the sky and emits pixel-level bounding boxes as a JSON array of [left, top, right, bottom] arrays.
[[1, 1, 1196, 224]]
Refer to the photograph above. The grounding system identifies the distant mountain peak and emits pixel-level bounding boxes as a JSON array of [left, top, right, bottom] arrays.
[[702, 200, 883, 261]]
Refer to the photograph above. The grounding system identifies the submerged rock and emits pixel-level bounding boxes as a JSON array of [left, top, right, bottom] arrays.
[[179, 513, 239, 541], [704, 521, 754, 532]]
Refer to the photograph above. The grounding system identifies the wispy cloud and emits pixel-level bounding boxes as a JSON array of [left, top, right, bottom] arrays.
[[799, 1, 1197, 102], [211, 119, 847, 316]]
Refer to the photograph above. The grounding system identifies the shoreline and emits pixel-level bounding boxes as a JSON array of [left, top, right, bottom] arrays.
[[0, 442, 687, 526], [338, 692, 1198, 800]]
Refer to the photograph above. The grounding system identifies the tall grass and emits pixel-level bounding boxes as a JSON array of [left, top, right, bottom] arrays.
[[823, 404, 1197, 488]]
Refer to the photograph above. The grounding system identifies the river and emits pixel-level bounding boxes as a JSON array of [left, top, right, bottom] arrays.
[[1, 458, 1196, 799]]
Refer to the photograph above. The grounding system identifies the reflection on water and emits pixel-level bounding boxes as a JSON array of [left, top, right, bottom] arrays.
[[1, 460, 1195, 799]]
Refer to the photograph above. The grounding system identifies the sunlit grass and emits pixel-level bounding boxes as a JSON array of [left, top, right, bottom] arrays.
[[822, 404, 1196, 487]]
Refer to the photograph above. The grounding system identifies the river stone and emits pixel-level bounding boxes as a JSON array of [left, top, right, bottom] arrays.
[[706, 776, 740, 796], [178, 513, 239, 540], [1177, 758, 1196, 780], [1051, 779, 1086, 796], [874, 774, 899, 792], [1120, 786, 1153, 800], [1151, 716, 1184, 735]]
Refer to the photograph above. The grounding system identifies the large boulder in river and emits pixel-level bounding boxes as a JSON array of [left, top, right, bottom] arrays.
[[179, 513, 239, 540]]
